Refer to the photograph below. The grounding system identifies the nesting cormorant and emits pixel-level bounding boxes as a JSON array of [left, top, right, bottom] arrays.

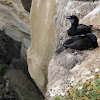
[[67, 15, 93, 36], [55, 33, 98, 53]]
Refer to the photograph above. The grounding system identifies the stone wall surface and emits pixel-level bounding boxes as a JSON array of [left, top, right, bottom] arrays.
[[0, 0, 100, 98], [45, 0, 100, 99], [0, 0, 44, 99], [0, 0, 31, 61], [27, 0, 57, 95]]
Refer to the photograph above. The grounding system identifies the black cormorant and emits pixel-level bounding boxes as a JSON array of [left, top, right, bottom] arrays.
[[55, 33, 98, 53], [67, 15, 93, 36]]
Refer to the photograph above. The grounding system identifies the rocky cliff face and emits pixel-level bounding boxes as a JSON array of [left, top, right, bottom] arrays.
[[1, 0, 100, 99], [0, 0, 31, 61], [0, 0, 56, 97], [27, 0, 57, 95], [45, 0, 100, 99], [0, 0, 44, 99], [26, 0, 100, 97]]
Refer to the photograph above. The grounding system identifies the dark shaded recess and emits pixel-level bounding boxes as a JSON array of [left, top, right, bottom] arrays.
[[10, 58, 45, 99], [0, 30, 44, 99], [0, 30, 21, 64], [21, 0, 32, 12]]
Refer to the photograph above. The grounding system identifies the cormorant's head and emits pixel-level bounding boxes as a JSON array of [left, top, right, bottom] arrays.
[[67, 15, 79, 24]]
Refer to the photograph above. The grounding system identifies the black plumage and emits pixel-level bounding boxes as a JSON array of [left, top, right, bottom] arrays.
[[67, 15, 93, 36], [55, 33, 98, 54]]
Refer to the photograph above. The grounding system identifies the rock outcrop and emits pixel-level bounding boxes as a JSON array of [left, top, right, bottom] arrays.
[[45, 0, 100, 99], [0, 0, 44, 99], [27, 0, 57, 95], [1, 0, 99, 98], [0, 0, 31, 61]]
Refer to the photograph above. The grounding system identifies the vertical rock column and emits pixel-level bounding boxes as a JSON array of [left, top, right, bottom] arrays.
[[27, 0, 56, 95]]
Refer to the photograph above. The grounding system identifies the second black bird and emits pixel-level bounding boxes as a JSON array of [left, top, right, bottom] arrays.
[[55, 33, 98, 54]]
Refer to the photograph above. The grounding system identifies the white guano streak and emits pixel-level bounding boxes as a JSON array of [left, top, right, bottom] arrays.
[[45, 0, 50, 24], [37, 0, 40, 8]]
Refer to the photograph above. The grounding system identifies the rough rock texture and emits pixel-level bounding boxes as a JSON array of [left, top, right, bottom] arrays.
[[80, 5, 100, 29], [55, 0, 99, 37], [0, 59, 44, 100], [45, 1, 100, 99], [27, 0, 57, 95], [5, 65, 44, 100], [0, 0, 53, 97], [0, 0, 31, 61], [0, 0, 44, 99]]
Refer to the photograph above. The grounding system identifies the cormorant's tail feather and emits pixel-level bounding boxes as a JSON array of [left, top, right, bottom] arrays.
[[55, 46, 65, 54]]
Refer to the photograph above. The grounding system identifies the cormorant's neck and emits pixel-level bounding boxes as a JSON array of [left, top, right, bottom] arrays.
[[70, 22, 78, 30]]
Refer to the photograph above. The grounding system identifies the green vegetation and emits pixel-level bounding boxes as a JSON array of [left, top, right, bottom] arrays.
[[54, 69, 100, 100]]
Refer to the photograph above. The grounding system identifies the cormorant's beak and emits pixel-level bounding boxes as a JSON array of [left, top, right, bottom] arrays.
[[66, 16, 73, 23], [67, 18, 73, 23]]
